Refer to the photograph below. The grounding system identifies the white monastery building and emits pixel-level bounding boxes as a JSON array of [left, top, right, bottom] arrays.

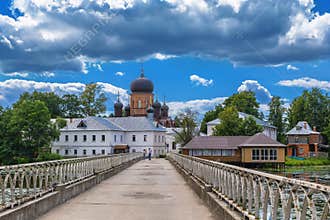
[[52, 69, 176, 157]]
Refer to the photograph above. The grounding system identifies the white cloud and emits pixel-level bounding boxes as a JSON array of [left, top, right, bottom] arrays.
[[190, 74, 214, 87], [287, 64, 299, 71], [115, 71, 125, 76], [237, 80, 272, 104], [167, 97, 227, 117], [2, 72, 29, 77], [0, 0, 329, 73], [277, 77, 330, 91], [0, 79, 128, 108], [92, 63, 103, 72], [40, 71, 55, 77]]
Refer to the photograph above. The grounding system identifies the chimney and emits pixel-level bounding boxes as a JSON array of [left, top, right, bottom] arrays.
[[303, 122, 307, 129], [313, 126, 317, 132]]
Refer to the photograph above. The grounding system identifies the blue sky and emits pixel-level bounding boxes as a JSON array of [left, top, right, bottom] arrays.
[[0, 0, 329, 117]]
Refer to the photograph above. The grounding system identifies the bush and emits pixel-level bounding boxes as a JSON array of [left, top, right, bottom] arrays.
[[36, 152, 63, 162], [159, 154, 166, 158], [285, 157, 330, 166]]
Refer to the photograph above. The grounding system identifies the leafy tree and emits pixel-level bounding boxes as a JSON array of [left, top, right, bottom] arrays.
[[80, 83, 107, 116], [223, 91, 260, 118], [268, 96, 286, 143], [61, 94, 83, 118], [288, 89, 329, 132], [239, 116, 263, 136], [213, 106, 262, 136], [200, 104, 224, 134], [174, 109, 198, 146], [56, 117, 67, 129], [17, 91, 63, 118], [4, 100, 59, 162]]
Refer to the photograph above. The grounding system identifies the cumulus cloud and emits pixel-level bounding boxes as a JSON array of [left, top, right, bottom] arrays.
[[0, 79, 128, 109], [2, 72, 29, 77], [0, 0, 329, 73], [287, 64, 299, 71], [190, 74, 213, 87], [167, 97, 226, 117], [115, 71, 125, 76], [237, 80, 272, 104], [277, 77, 330, 91]]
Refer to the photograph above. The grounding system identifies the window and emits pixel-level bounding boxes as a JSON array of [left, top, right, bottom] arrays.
[[102, 135, 105, 142], [222, 149, 234, 156], [92, 135, 96, 142], [83, 135, 87, 142], [56, 136, 60, 142], [132, 149, 136, 153], [144, 135, 147, 142], [65, 135, 69, 142], [65, 149, 69, 155], [132, 135, 136, 142], [74, 149, 77, 155], [299, 148, 304, 154], [74, 135, 78, 142], [261, 149, 266, 160], [154, 135, 157, 142], [120, 135, 123, 142], [162, 136, 165, 143], [56, 149, 60, 154], [252, 149, 260, 160], [92, 149, 96, 155], [172, 142, 176, 150], [101, 149, 105, 155], [83, 149, 87, 155], [114, 135, 117, 142], [158, 136, 160, 143], [295, 136, 299, 143], [270, 149, 277, 160], [138, 100, 142, 108]]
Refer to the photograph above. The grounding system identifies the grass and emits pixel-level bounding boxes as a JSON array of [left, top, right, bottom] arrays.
[[285, 157, 330, 166]]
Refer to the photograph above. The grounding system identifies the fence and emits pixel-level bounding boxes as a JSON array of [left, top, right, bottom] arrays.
[[168, 153, 330, 220], [0, 153, 142, 211]]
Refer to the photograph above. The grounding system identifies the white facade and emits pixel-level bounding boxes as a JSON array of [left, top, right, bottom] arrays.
[[164, 128, 182, 153], [51, 117, 167, 157], [206, 112, 277, 140]]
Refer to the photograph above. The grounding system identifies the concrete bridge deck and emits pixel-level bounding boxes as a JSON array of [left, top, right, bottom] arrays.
[[38, 159, 216, 220]]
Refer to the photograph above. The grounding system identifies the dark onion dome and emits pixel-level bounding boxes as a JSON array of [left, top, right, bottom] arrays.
[[130, 71, 154, 93], [124, 105, 130, 111], [114, 101, 123, 109], [146, 106, 154, 113], [152, 100, 161, 108], [161, 103, 169, 111]]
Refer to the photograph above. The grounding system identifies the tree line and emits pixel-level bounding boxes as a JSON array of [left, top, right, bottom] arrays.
[[200, 88, 330, 144], [0, 83, 107, 165]]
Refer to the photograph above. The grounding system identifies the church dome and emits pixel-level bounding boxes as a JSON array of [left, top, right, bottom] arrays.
[[152, 100, 161, 108], [130, 71, 154, 93], [146, 106, 154, 113], [161, 103, 169, 111], [124, 105, 130, 111], [114, 101, 123, 109]]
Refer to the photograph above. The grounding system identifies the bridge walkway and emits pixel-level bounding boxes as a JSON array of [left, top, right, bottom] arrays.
[[38, 158, 215, 220]]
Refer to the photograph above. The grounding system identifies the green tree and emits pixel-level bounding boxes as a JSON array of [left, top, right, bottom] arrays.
[[17, 91, 63, 118], [268, 96, 286, 143], [213, 106, 242, 136], [200, 104, 224, 134], [174, 109, 198, 146], [239, 116, 263, 136], [61, 94, 83, 118], [80, 83, 107, 116], [8, 100, 59, 163], [213, 106, 262, 136], [288, 89, 329, 131], [223, 91, 260, 117]]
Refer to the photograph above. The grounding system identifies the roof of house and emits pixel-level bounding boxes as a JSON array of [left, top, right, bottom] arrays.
[[62, 117, 123, 131], [286, 121, 320, 135], [206, 112, 276, 129], [106, 117, 166, 132], [61, 116, 166, 132], [183, 133, 285, 150], [238, 133, 286, 147]]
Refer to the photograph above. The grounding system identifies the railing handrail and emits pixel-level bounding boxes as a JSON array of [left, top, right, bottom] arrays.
[[0, 153, 140, 170], [172, 153, 330, 193], [0, 152, 143, 210], [168, 152, 330, 220]]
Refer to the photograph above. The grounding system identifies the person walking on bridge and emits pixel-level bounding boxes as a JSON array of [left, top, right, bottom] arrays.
[[148, 148, 152, 160]]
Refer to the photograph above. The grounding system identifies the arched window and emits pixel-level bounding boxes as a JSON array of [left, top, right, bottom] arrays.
[[138, 100, 142, 108]]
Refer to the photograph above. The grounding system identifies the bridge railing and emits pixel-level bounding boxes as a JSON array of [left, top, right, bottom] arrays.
[[0, 153, 142, 211], [168, 153, 330, 220]]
